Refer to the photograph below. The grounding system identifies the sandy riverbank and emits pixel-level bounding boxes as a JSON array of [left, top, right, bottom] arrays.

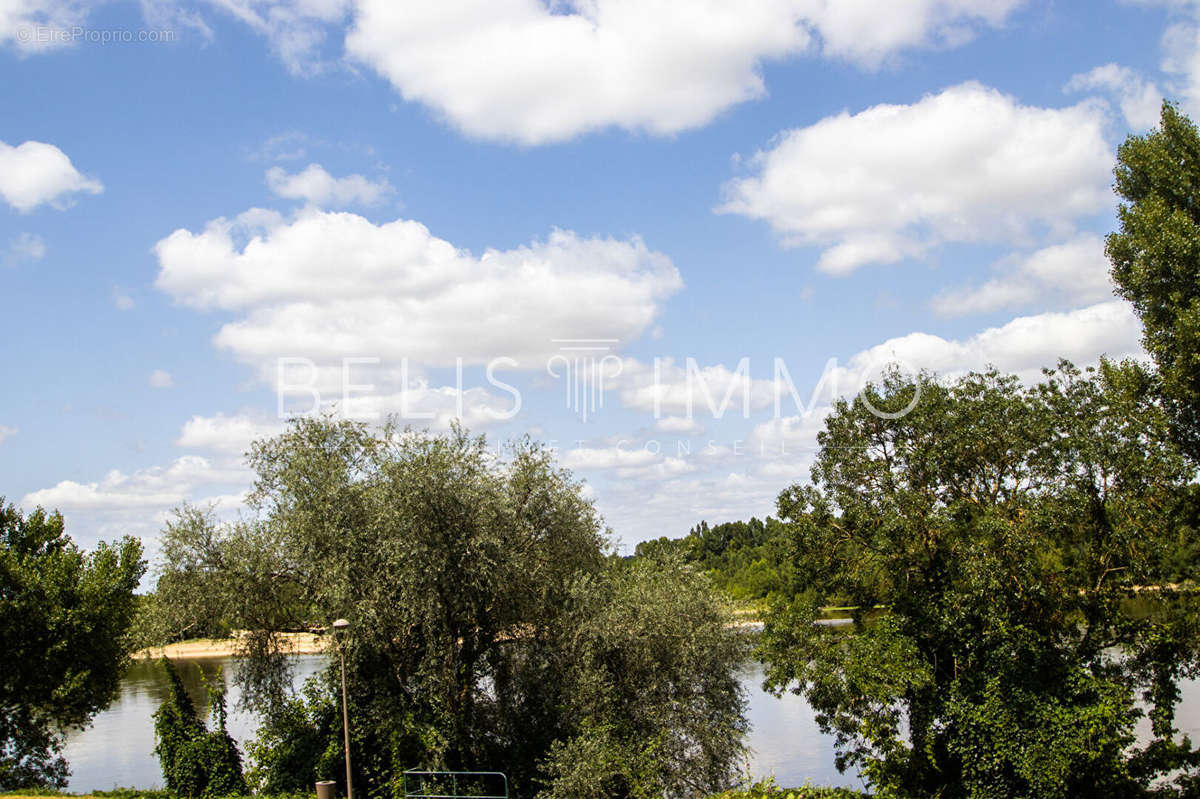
[[133, 631, 328, 660]]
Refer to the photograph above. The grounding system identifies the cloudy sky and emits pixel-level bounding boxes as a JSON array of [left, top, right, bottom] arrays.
[[2, 0, 1192, 556]]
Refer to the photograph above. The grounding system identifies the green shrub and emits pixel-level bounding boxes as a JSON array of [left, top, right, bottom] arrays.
[[244, 675, 342, 794], [151, 660, 246, 798]]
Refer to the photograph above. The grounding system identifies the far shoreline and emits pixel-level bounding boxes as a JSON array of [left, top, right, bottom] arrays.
[[130, 616, 808, 660], [132, 631, 328, 660]]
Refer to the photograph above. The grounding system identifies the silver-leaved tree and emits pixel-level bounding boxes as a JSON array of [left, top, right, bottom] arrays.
[[151, 419, 748, 799]]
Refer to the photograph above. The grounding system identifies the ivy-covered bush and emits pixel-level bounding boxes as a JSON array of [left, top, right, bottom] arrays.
[[152, 660, 246, 798], [244, 674, 342, 794]]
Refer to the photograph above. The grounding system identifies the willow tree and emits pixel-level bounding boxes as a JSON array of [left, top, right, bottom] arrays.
[[153, 419, 747, 799], [761, 363, 1200, 799]]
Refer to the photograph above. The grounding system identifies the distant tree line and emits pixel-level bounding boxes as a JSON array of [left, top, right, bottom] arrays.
[[634, 517, 800, 603], [634, 481, 1200, 609]]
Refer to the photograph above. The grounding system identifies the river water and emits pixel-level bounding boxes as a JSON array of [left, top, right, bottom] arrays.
[[62, 654, 1200, 794]]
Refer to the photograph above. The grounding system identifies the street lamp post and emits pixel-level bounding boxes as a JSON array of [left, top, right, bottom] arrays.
[[332, 618, 353, 799]]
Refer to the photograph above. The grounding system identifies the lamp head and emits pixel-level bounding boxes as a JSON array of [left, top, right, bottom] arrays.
[[332, 618, 350, 632]]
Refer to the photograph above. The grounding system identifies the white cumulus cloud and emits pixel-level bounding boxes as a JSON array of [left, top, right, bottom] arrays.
[[148, 369, 174, 389], [839, 300, 1143, 387], [21, 455, 250, 513], [343, 0, 1024, 145], [931, 234, 1116, 316], [154, 207, 682, 378], [1065, 63, 1163, 130], [177, 412, 285, 455], [19, 455, 253, 550], [793, 0, 1025, 67], [718, 83, 1113, 274], [0, 139, 102, 212], [266, 163, 393, 207]]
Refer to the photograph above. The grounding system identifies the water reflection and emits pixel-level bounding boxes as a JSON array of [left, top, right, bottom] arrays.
[[62, 655, 1200, 793], [738, 661, 865, 791], [64, 656, 327, 793], [66, 656, 858, 792]]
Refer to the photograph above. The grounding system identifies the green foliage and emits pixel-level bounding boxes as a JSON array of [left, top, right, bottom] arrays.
[[138, 504, 281, 649], [761, 363, 1200, 799], [152, 660, 204, 792], [634, 517, 797, 602], [538, 556, 748, 799], [152, 419, 747, 799], [0, 501, 145, 790], [152, 660, 246, 798], [244, 676, 341, 794], [1108, 102, 1200, 463]]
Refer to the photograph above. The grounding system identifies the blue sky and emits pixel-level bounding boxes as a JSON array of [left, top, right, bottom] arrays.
[[2, 0, 1194, 556]]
